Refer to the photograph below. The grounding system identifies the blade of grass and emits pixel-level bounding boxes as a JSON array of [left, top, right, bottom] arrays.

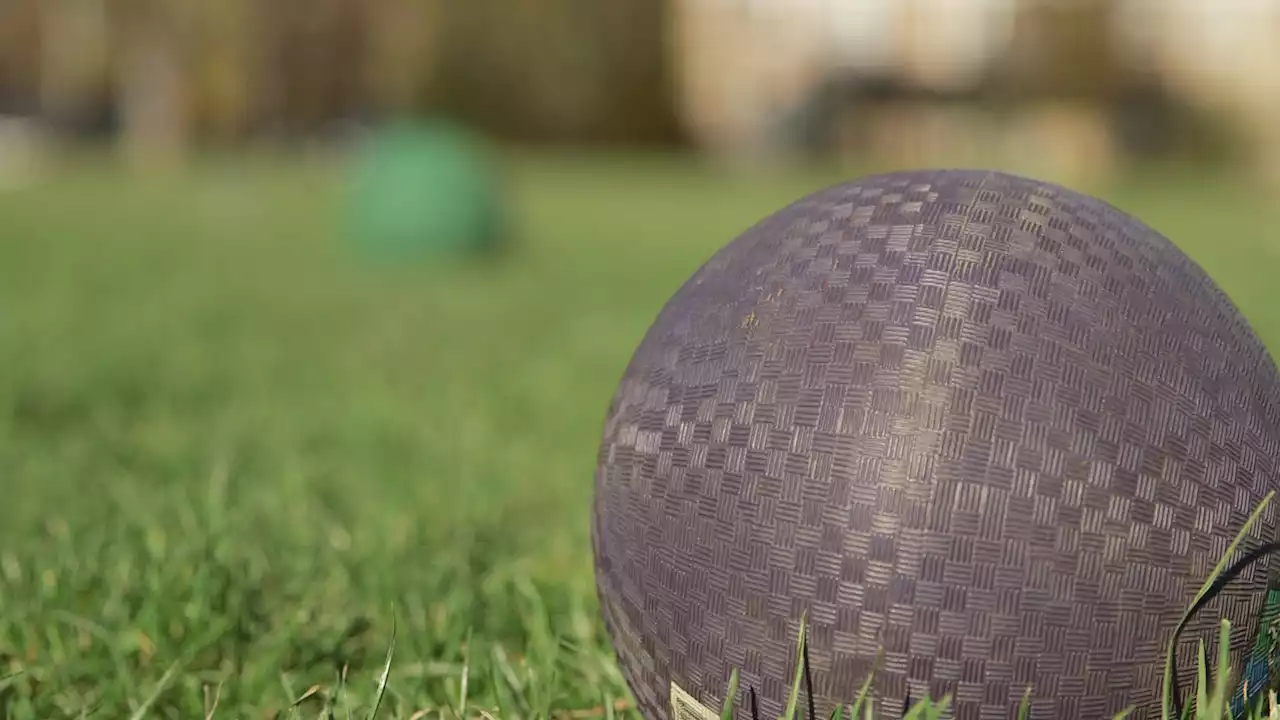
[[458, 627, 473, 719], [722, 668, 741, 720], [204, 680, 224, 720], [781, 614, 809, 720], [126, 659, 181, 720], [1163, 491, 1274, 720], [1197, 640, 1209, 714], [366, 611, 397, 720], [1209, 619, 1233, 719], [802, 625, 817, 720], [605, 690, 619, 720], [846, 650, 883, 720], [0, 670, 26, 693], [903, 695, 951, 720]]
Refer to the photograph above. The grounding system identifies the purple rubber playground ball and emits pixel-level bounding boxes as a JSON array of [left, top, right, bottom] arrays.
[[591, 169, 1280, 720]]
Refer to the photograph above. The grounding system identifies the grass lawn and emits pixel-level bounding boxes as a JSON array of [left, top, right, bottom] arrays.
[[0, 152, 1278, 719]]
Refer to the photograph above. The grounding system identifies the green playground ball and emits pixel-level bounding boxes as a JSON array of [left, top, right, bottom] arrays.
[[343, 118, 506, 264]]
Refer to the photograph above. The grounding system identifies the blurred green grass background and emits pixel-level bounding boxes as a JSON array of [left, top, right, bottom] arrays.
[[0, 154, 1277, 718]]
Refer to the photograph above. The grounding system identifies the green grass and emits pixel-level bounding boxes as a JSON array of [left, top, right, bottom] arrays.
[[0, 153, 1278, 718]]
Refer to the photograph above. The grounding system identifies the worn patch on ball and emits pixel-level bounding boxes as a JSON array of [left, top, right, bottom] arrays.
[[670, 681, 719, 720]]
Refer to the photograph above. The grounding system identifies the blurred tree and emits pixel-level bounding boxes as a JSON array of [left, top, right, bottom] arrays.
[[0, 0, 41, 115], [361, 0, 439, 118], [256, 0, 368, 136], [429, 0, 679, 145], [111, 0, 191, 170], [0, 0, 675, 149], [590, 0, 683, 146], [37, 0, 112, 133], [184, 0, 260, 142], [996, 0, 1123, 102]]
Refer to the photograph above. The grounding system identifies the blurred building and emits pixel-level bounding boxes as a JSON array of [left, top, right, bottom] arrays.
[[0, 0, 1275, 185], [1115, 0, 1280, 185], [671, 0, 1280, 185]]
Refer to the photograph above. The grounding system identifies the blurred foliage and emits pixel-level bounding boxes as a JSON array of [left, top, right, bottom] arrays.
[[0, 0, 681, 147], [0, 0, 1262, 177], [997, 0, 1123, 101]]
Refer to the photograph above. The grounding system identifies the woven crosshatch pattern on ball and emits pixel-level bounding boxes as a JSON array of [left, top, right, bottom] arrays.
[[591, 170, 1280, 720]]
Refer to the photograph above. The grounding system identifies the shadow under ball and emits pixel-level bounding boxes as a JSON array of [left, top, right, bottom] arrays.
[[591, 169, 1280, 719]]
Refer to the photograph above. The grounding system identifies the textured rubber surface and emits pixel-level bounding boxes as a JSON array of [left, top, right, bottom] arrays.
[[591, 169, 1280, 720]]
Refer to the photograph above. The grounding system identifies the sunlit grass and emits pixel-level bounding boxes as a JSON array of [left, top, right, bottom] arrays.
[[0, 153, 1277, 717]]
